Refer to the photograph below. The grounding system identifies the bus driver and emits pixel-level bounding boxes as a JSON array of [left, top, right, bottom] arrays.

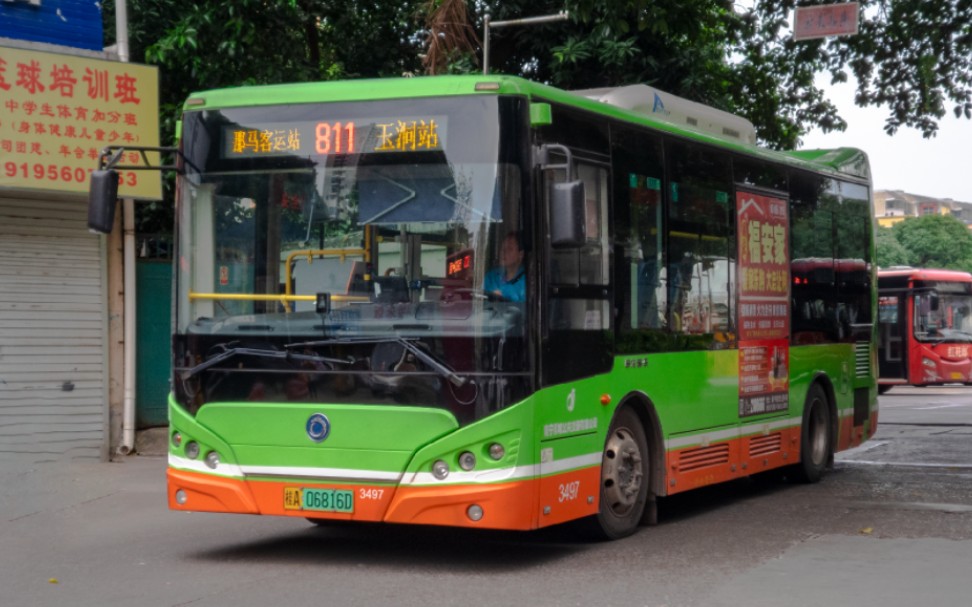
[[484, 232, 526, 302]]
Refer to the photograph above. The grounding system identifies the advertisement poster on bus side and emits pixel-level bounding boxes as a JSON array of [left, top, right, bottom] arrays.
[[737, 191, 790, 417]]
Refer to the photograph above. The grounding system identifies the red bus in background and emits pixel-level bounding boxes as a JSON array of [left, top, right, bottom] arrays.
[[877, 267, 972, 392]]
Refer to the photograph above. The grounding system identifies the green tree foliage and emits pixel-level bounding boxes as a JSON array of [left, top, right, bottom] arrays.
[[101, 2, 972, 229], [747, 0, 972, 143], [891, 214, 972, 270], [875, 225, 912, 268], [105, 1, 972, 152]]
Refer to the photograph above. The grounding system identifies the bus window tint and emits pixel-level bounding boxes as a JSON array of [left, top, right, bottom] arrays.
[[666, 141, 733, 345], [836, 181, 873, 331], [790, 173, 839, 343], [611, 126, 667, 337]]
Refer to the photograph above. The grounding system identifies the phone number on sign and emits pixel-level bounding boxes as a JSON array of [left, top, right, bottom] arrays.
[[4, 162, 138, 186]]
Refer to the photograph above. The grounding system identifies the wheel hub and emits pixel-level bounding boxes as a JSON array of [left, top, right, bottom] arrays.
[[602, 428, 644, 515]]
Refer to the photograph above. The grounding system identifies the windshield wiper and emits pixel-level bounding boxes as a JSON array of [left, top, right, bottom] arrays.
[[287, 337, 469, 388], [179, 345, 350, 380]]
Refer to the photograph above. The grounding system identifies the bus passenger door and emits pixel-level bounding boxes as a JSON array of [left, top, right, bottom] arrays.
[[877, 294, 906, 381], [540, 150, 614, 386]]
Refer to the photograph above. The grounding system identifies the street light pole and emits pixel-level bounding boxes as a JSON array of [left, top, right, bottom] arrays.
[[482, 12, 569, 75]]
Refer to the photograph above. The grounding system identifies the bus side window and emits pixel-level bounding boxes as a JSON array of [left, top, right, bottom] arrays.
[[547, 161, 610, 330], [665, 141, 733, 345], [611, 126, 667, 336]]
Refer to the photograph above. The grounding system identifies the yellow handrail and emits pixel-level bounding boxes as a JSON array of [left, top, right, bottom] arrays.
[[284, 247, 368, 303], [282, 230, 372, 312], [189, 291, 368, 304]]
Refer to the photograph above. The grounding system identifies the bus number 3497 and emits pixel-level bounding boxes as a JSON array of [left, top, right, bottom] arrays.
[[558, 481, 580, 503]]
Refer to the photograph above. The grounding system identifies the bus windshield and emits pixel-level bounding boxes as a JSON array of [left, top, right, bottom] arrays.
[[914, 282, 972, 342], [173, 95, 531, 421]]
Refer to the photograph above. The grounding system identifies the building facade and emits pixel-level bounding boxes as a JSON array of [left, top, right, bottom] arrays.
[[1, 2, 159, 462], [875, 190, 972, 228]]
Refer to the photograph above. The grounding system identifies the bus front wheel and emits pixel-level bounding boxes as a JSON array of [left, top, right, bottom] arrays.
[[792, 384, 832, 483], [587, 407, 649, 540]]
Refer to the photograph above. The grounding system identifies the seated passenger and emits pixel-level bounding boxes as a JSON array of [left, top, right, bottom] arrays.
[[484, 232, 526, 302]]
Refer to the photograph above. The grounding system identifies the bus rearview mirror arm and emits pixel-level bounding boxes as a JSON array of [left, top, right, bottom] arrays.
[[87, 145, 191, 234]]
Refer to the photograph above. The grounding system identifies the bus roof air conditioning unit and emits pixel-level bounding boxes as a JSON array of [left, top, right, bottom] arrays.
[[574, 84, 757, 145]]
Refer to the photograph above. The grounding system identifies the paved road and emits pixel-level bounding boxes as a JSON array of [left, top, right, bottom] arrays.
[[2, 387, 971, 607]]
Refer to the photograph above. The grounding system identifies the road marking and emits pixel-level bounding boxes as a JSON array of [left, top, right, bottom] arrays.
[[840, 460, 972, 469], [914, 403, 966, 410], [850, 501, 972, 514]]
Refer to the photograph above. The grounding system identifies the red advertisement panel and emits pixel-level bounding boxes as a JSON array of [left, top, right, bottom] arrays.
[[737, 192, 790, 416]]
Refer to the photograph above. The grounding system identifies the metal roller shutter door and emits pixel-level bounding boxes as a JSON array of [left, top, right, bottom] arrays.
[[0, 197, 106, 462]]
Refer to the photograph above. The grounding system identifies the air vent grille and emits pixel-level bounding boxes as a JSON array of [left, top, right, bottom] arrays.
[[677, 444, 730, 472]]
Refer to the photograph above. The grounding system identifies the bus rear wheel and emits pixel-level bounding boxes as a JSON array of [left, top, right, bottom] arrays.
[[791, 384, 832, 483], [587, 407, 649, 540]]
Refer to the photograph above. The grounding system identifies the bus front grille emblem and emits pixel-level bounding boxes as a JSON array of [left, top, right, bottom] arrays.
[[306, 413, 331, 443]]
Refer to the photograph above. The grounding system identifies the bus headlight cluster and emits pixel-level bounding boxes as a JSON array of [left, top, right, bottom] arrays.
[[923, 357, 937, 368], [431, 440, 509, 480], [176, 432, 222, 469]]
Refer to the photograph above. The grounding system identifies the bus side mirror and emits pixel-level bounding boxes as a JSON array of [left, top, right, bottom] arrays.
[[88, 169, 119, 234], [550, 180, 586, 248]]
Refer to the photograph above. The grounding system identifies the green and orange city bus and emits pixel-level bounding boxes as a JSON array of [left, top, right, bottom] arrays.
[[90, 75, 878, 539]]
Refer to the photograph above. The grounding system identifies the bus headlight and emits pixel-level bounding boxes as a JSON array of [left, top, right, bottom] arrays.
[[204, 451, 220, 469], [171, 431, 182, 447], [185, 441, 200, 459], [923, 357, 937, 368], [488, 442, 505, 460], [432, 459, 450, 480], [458, 451, 476, 471]]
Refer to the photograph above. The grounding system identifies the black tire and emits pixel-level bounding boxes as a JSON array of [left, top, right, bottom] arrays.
[[877, 384, 893, 395], [585, 407, 650, 540], [792, 383, 832, 483]]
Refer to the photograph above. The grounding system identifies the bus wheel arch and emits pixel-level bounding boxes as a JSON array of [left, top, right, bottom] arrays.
[[792, 376, 836, 483], [588, 394, 664, 539], [620, 392, 666, 505]]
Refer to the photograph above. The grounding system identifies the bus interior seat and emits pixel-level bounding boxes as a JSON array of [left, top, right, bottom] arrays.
[[345, 261, 370, 296], [373, 275, 410, 303]]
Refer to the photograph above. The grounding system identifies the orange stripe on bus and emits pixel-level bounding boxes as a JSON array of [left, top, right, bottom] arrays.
[[169, 466, 598, 530], [171, 411, 880, 528], [663, 426, 801, 495], [168, 468, 260, 513]]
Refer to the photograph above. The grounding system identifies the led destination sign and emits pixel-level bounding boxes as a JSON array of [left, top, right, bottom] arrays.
[[223, 116, 446, 158]]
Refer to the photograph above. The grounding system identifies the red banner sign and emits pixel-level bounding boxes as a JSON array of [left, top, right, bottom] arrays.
[[794, 3, 860, 41], [737, 192, 790, 417]]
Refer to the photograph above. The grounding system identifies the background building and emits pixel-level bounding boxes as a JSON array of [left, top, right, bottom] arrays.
[[1, 1, 159, 462], [875, 190, 972, 228]]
